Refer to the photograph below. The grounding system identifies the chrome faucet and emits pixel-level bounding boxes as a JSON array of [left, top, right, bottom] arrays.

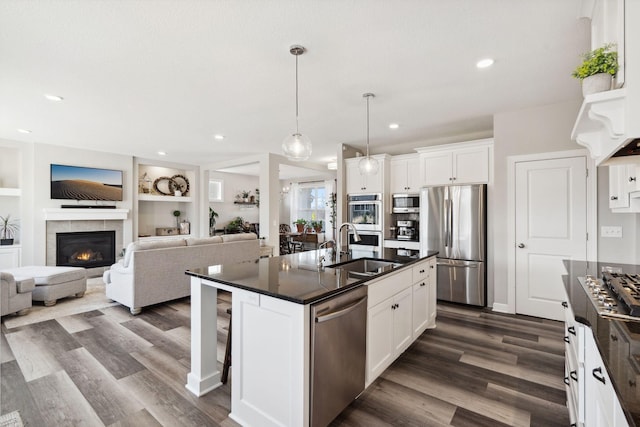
[[317, 239, 336, 267], [337, 223, 361, 257]]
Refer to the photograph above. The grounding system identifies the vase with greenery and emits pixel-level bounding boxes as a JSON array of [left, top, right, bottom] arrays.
[[572, 43, 618, 96], [294, 218, 307, 233], [172, 210, 181, 228], [209, 207, 219, 236], [326, 192, 337, 240], [226, 216, 246, 234], [0, 214, 19, 245], [310, 220, 323, 233]]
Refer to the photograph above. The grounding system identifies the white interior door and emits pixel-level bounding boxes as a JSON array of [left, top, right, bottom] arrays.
[[515, 156, 587, 321]]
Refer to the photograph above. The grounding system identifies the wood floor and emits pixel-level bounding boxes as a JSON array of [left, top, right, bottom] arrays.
[[1, 293, 569, 426]]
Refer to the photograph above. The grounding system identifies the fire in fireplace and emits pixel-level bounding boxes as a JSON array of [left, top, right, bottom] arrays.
[[56, 231, 116, 268]]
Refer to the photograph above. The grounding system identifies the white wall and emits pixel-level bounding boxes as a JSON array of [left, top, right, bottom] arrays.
[[492, 99, 583, 307], [597, 166, 640, 263]]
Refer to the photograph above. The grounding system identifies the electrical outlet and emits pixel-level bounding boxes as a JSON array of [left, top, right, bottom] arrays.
[[601, 226, 623, 238]]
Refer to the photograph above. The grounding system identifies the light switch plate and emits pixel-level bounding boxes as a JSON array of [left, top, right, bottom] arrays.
[[601, 226, 623, 238]]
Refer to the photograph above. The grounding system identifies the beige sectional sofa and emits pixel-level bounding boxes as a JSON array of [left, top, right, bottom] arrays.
[[103, 233, 259, 314]]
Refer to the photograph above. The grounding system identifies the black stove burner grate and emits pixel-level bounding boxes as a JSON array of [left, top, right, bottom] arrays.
[[602, 272, 640, 316]]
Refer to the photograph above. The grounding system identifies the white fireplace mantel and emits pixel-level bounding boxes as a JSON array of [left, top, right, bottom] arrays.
[[43, 208, 129, 221]]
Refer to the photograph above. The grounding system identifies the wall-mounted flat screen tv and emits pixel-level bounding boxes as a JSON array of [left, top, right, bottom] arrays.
[[51, 164, 123, 201]]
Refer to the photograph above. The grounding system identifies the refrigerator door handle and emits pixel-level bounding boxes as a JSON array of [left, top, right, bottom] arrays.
[[448, 198, 454, 248]]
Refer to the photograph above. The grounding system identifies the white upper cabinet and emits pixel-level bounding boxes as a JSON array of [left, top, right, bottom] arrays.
[[390, 155, 421, 193], [345, 155, 388, 194], [417, 139, 493, 186], [608, 159, 640, 212]]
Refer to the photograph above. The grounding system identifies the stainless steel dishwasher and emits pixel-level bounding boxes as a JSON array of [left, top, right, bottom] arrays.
[[310, 285, 367, 427]]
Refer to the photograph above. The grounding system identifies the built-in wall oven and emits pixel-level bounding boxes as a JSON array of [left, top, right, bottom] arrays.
[[347, 194, 382, 231]]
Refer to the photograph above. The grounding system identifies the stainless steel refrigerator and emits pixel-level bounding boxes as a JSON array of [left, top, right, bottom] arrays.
[[419, 184, 486, 306]]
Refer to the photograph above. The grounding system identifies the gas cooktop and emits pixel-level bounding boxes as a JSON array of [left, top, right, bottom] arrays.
[[578, 271, 640, 322]]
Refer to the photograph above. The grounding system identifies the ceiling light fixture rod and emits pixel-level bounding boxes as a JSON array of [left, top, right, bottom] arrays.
[[282, 44, 312, 161], [358, 92, 379, 176], [364, 92, 374, 157]]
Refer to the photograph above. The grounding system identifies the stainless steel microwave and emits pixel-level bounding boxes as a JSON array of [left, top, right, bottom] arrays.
[[392, 193, 420, 213]]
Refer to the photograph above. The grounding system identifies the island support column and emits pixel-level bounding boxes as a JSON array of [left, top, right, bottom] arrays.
[[186, 276, 222, 396]]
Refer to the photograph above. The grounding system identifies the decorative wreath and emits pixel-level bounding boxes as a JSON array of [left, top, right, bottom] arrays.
[[153, 176, 178, 196], [170, 174, 190, 196]]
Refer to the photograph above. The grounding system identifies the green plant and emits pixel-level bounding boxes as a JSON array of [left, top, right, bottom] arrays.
[[0, 215, 19, 240], [209, 207, 219, 228], [240, 190, 251, 198], [226, 216, 247, 233], [294, 218, 307, 226], [310, 220, 323, 231], [172, 210, 181, 227], [572, 43, 618, 79]]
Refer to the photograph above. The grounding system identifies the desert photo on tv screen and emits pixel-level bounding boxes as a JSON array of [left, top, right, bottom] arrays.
[[51, 164, 123, 201]]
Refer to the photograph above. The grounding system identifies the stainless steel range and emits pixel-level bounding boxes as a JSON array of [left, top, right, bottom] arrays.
[[579, 271, 640, 321]]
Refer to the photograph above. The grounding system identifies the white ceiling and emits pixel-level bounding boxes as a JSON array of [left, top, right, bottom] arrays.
[[0, 0, 590, 168]]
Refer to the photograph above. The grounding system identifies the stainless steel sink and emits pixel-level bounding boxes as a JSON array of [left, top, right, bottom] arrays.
[[327, 259, 402, 278]]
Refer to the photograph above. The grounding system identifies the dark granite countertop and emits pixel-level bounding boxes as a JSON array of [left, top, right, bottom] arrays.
[[563, 260, 640, 426], [186, 248, 437, 305]]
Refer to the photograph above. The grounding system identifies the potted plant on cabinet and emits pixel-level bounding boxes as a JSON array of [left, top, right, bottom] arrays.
[[572, 43, 619, 97], [293, 218, 307, 233], [172, 210, 181, 228], [0, 214, 19, 245]]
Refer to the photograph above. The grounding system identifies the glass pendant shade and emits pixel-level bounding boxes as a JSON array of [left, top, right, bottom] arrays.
[[282, 132, 312, 161], [358, 156, 379, 175]]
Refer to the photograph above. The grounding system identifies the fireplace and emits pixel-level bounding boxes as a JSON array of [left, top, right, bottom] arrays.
[[56, 231, 116, 268]]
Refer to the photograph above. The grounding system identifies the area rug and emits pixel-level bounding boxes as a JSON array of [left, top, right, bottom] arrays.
[[0, 411, 24, 427], [2, 277, 118, 329]]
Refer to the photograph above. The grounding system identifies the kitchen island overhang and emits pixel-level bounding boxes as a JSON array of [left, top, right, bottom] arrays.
[[185, 248, 438, 427]]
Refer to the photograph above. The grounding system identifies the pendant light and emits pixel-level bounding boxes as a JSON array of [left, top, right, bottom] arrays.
[[359, 93, 379, 175], [282, 45, 312, 161]]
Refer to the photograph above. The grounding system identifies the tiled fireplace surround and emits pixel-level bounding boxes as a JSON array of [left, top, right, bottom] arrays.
[[46, 220, 124, 277]]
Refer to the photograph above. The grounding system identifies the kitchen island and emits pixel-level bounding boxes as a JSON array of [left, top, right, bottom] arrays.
[[562, 260, 639, 426], [185, 248, 437, 427]]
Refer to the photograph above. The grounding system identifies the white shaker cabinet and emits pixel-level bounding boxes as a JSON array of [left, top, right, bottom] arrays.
[[390, 155, 421, 193], [584, 330, 629, 427], [411, 257, 437, 339], [608, 161, 640, 212], [345, 155, 388, 195], [417, 139, 493, 186]]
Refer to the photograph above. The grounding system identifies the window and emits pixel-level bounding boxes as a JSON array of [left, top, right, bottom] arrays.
[[209, 179, 223, 202], [291, 182, 326, 228]]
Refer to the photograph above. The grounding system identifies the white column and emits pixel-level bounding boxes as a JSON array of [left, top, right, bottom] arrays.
[[186, 276, 222, 396]]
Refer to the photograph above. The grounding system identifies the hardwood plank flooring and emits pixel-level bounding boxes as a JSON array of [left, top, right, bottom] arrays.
[[1, 294, 569, 426]]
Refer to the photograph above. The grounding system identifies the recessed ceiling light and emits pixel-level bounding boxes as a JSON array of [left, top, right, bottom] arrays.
[[17, 128, 32, 134], [158, 151, 166, 156], [44, 94, 64, 101], [214, 134, 225, 140], [389, 123, 399, 129], [476, 58, 495, 69]]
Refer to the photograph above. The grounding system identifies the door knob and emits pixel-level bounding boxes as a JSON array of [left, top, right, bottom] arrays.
[[518, 243, 525, 248]]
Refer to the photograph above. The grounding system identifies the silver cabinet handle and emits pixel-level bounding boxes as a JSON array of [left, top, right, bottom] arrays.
[[518, 243, 525, 248], [611, 196, 618, 200], [630, 176, 637, 182]]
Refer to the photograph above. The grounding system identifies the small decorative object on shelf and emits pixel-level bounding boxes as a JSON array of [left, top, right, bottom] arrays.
[[173, 210, 181, 228], [154, 176, 178, 196], [138, 172, 152, 194], [180, 219, 190, 235], [170, 174, 190, 196], [572, 43, 618, 97], [0, 214, 18, 245]]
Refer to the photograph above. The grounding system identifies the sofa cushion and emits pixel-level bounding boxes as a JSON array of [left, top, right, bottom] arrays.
[[123, 238, 187, 267], [221, 233, 258, 243], [186, 236, 223, 246]]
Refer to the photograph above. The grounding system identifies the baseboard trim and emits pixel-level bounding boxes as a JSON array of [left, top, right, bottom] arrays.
[[492, 303, 512, 314]]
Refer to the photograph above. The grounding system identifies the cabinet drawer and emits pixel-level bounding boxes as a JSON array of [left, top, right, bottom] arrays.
[[367, 268, 413, 308], [412, 261, 429, 284]]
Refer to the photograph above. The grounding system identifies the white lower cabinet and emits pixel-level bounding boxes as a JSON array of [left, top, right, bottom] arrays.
[[584, 330, 629, 427], [0, 245, 20, 269], [366, 256, 437, 386]]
